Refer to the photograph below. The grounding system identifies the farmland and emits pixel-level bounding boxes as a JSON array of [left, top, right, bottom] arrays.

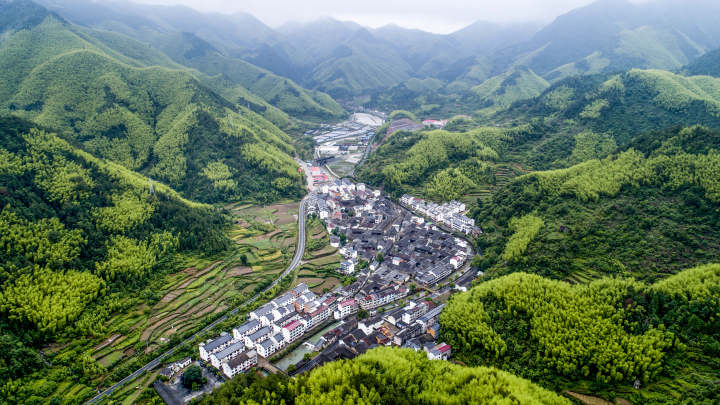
[[37, 201, 304, 403]]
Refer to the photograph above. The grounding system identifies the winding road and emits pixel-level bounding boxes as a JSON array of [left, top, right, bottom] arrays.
[[86, 198, 309, 404]]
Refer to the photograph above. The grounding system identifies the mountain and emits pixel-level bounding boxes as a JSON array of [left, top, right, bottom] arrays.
[[468, 67, 550, 109], [198, 347, 571, 404], [36, 0, 346, 121], [0, 115, 229, 398], [0, 0, 304, 203], [681, 47, 720, 77], [494, 69, 720, 169], [441, 264, 720, 403], [472, 125, 720, 283], [498, 0, 720, 82]]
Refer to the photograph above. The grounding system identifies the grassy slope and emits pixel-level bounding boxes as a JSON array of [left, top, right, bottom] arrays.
[[0, 13, 303, 203], [470, 67, 550, 109]]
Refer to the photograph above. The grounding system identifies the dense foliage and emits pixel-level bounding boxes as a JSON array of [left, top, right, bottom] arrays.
[[199, 347, 570, 404], [473, 126, 720, 281], [356, 124, 536, 200], [441, 264, 720, 402], [0, 117, 229, 399], [0, 7, 303, 203], [493, 70, 720, 170]]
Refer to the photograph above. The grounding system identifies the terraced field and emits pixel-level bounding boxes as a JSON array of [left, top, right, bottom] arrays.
[[43, 201, 303, 402], [298, 216, 343, 294]]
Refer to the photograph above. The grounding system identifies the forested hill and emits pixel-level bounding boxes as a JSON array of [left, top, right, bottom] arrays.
[[198, 346, 570, 404], [471, 125, 720, 283], [492, 69, 720, 170], [440, 264, 720, 403], [681, 47, 720, 77], [0, 116, 229, 389], [0, 0, 304, 203], [36, 0, 346, 122]]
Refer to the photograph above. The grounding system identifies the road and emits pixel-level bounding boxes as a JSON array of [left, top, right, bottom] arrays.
[[86, 198, 309, 404]]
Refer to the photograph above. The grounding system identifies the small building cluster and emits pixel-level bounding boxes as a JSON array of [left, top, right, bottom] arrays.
[[292, 297, 451, 375], [309, 166, 328, 185], [199, 283, 338, 378], [400, 195, 479, 235], [309, 181, 470, 289], [159, 357, 192, 379]]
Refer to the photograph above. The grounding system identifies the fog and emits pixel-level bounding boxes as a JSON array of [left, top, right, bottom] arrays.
[[136, 0, 654, 34]]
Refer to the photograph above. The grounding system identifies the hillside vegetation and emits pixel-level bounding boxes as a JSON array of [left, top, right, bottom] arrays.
[[0, 8, 303, 203], [199, 347, 570, 404], [356, 124, 537, 201], [472, 126, 720, 282], [491, 69, 720, 170], [0, 116, 229, 402], [440, 264, 720, 404]]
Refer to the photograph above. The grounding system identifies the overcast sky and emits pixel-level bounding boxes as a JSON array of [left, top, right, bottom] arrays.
[[136, 0, 652, 34]]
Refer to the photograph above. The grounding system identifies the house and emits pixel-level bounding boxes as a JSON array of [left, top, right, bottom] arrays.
[[199, 333, 233, 361], [255, 333, 285, 358], [306, 305, 329, 329], [233, 319, 262, 341], [249, 303, 275, 323], [330, 236, 341, 248], [427, 343, 452, 360], [244, 326, 272, 349], [292, 283, 310, 297], [210, 341, 246, 369], [221, 350, 257, 378], [358, 316, 385, 335], [334, 298, 358, 319], [272, 292, 296, 308], [282, 320, 306, 343], [339, 260, 355, 275]]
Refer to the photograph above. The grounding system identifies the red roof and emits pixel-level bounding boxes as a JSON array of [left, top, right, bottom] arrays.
[[283, 320, 302, 331], [437, 344, 451, 353], [339, 298, 356, 307]]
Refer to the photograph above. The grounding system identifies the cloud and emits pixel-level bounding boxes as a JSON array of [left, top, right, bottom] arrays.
[[136, 0, 653, 34]]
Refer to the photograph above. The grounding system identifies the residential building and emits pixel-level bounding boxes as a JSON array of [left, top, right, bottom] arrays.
[[282, 320, 306, 343], [244, 326, 272, 349], [334, 298, 358, 319], [221, 350, 257, 378], [427, 343, 452, 360], [199, 333, 233, 361], [233, 319, 261, 341], [210, 341, 245, 369]]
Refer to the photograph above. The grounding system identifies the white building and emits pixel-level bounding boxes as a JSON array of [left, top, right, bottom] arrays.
[[210, 341, 245, 369], [334, 298, 358, 319], [244, 326, 272, 349], [233, 319, 262, 341], [199, 333, 233, 361], [221, 350, 257, 378], [282, 320, 305, 343]]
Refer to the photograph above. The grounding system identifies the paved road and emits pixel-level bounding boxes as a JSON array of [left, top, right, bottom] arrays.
[[86, 198, 309, 404]]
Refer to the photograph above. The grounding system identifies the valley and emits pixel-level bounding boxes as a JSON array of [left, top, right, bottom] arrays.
[[1, 0, 720, 404]]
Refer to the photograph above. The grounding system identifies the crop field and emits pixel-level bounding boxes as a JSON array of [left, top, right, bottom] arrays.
[[43, 201, 302, 403], [298, 217, 343, 293]]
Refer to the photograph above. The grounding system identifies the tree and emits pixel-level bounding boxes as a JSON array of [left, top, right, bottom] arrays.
[[377, 252, 384, 263], [358, 309, 369, 320], [182, 366, 204, 390]]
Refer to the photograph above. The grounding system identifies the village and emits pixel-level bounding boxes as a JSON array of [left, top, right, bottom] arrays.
[[166, 179, 477, 389], [153, 114, 481, 404]]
